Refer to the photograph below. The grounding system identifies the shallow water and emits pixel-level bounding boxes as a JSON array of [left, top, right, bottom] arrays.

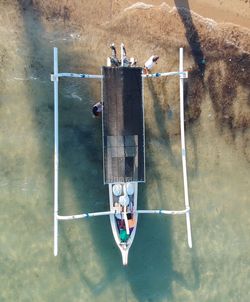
[[0, 3, 250, 302]]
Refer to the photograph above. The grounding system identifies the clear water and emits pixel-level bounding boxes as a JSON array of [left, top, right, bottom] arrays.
[[0, 3, 249, 302]]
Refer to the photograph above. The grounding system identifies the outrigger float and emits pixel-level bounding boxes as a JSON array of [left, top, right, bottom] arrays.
[[51, 45, 192, 265]]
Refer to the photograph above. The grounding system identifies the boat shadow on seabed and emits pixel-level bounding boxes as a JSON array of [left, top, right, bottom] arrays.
[[126, 170, 200, 301]]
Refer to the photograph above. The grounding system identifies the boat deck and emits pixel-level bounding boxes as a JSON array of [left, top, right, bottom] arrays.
[[102, 67, 145, 184]]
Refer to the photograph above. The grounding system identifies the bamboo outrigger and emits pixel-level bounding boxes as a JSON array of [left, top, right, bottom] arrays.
[[51, 46, 192, 265]]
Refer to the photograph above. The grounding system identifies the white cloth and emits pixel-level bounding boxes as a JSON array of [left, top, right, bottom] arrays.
[[144, 55, 156, 70]]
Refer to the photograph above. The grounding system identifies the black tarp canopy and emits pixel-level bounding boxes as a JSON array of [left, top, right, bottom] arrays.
[[102, 67, 145, 184]]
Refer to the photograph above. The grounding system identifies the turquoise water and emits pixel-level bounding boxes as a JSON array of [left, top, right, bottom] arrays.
[[0, 3, 250, 302]]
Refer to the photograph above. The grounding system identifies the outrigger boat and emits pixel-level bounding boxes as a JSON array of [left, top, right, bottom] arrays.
[[51, 45, 192, 265]]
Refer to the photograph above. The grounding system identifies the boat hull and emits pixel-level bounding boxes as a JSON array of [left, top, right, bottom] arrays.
[[109, 182, 138, 265]]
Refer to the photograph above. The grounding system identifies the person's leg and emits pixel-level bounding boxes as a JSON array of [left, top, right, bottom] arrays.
[[110, 43, 117, 58], [121, 43, 130, 67], [121, 43, 126, 57], [110, 43, 120, 66]]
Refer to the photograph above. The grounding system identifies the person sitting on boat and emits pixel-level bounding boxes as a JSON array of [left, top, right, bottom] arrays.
[[122, 43, 137, 67], [144, 55, 159, 75], [108, 43, 137, 67], [121, 43, 128, 67], [109, 43, 120, 67], [92, 101, 103, 117]]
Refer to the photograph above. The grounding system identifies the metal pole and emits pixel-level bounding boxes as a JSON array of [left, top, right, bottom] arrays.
[[137, 209, 189, 215], [53, 47, 59, 256], [123, 207, 130, 235], [57, 73, 103, 79], [142, 71, 187, 78], [57, 211, 114, 220], [179, 48, 192, 248]]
